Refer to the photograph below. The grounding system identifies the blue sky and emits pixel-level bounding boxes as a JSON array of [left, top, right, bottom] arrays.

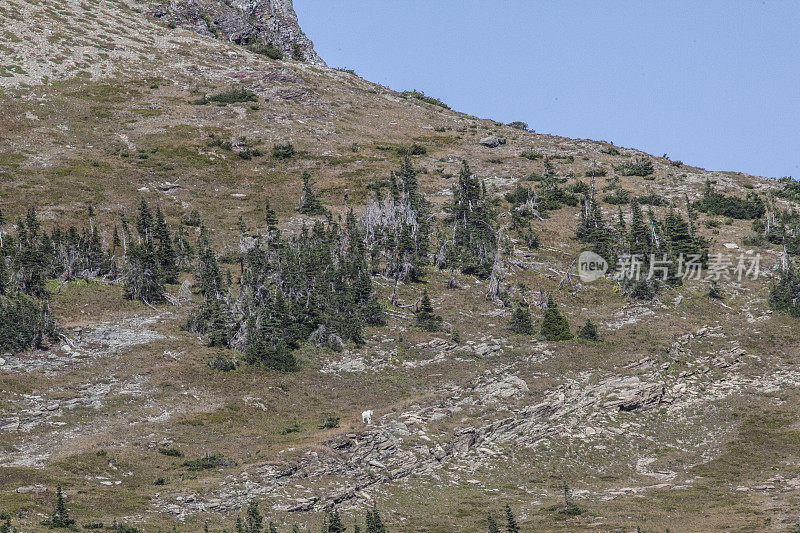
[[295, 1, 800, 179]]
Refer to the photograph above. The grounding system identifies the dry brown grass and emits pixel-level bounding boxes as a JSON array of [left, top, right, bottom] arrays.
[[1, 3, 799, 531]]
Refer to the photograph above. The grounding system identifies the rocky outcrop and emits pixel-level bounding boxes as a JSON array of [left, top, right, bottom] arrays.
[[606, 382, 665, 412], [145, 0, 325, 66]]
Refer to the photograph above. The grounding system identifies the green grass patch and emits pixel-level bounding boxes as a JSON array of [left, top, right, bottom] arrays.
[[181, 454, 235, 471], [0, 152, 26, 167], [192, 88, 258, 106]]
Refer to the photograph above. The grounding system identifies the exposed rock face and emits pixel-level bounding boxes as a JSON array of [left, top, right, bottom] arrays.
[[145, 0, 325, 66]]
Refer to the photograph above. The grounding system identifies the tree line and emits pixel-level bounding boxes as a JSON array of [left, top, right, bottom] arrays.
[[0, 158, 515, 364], [7, 159, 786, 357]]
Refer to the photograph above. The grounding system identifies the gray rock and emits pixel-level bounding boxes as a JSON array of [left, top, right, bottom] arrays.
[[157, 182, 182, 192], [15, 484, 47, 493], [149, 0, 325, 66], [609, 383, 665, 412], [453, 428, 478, 454], [479, 135, 506, 148]]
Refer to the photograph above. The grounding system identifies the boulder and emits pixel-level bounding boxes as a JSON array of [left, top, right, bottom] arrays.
[[479, 135, 506, 148], [15, 484, 47, 494], [480, 375, 529, 401]]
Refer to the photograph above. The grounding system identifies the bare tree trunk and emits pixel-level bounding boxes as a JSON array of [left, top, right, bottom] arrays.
[[558, 257, 578, 290]]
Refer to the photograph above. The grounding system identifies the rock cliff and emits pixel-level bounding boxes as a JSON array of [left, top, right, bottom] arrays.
[[145, 0, 325, 65]]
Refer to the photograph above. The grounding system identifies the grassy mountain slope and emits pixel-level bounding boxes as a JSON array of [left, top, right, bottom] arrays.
[[2, 2, 800, 532]]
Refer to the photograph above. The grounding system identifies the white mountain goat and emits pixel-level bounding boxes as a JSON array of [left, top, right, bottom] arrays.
[[362, 410, 373, 424]]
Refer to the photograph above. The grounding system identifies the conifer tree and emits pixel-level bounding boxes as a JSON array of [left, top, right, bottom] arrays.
[[205, 294, 231, 347], [154, 205, 178, 283], [327, 510, 345, 533], [770, 264, 800, 317], [136, 199, 154, 242], [615, 199, 655, 295], [196, 225, 224, 298], [542, 158, 557, 190], [124, 233, 164, 303], [0, 291, 55, 353], [575, 187, 616, 268], [708, 280, 725, 300], [245, 295, 298, 372], [120, 211, 130, 255], [365, 506, 386, 533], [509, 301, 534, 335], [396, 156, 431, 273], [112, 226, 121, 255], [577, 318, 600, 341], [540, 295, 573, 341], [50, 485, 75, 528], [449, 160, 497, 278], [487, 513, 500, 533], [416, 290, 443, 331], [14, 207, 51, 297], [25, 206, 39, 241], [0, 257, 6, 297], [660, 208, 708, 282], [85, 224, 107, 273], [298, 171, 326, 215], [628, 199, 652, 259], [187, 224, 235, 346], [354, 265, 385, 326], [124, 199, 166, 302], [0, 510, 14, 533], [504, 504, 519, 533], [685, 193, 696, 236], [265, 197, 279, 233], [0, 243, 7, 296], [244, 500, 263, 533]]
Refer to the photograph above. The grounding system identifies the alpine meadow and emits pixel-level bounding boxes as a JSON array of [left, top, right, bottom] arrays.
[[2, 1, 800, 532]]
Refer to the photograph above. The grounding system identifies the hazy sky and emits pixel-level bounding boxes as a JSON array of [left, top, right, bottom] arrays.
[[295, 1, 800, 179]]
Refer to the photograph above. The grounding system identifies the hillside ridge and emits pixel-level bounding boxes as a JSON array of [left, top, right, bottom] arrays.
[[2, 2, 800, 533]]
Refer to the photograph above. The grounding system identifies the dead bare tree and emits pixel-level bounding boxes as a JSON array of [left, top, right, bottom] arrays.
[[558, 256, 578, 291]]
